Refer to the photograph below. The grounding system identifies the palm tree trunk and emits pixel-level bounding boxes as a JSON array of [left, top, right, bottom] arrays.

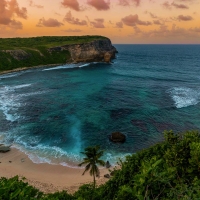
[[93, 173, 96, 189]]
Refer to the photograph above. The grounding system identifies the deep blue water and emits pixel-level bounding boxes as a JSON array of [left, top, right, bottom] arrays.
[[0, 45, 200, 166]]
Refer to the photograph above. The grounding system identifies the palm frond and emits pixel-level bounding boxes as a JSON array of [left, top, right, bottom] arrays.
[[97, 159, 105, 166], [94, 165, 100, 177], [89, 167, 94, 176], [82, 163, 91, 175], [78, 159, 90, 166]]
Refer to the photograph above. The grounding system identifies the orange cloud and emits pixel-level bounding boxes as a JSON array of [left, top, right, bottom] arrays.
[[0, 0, 27, 29], [36, 18, 64, 27], [153, 20, 162, 25], [122, 14, 152, 26], [190, 27, 200, 32], [61, 29, 82, 32], [162, 1, 189, 9], [90, 18, 105, 28], [116, 21, 123, 28], [145, 11, 158, 19], [118, 0, 140, 6], [177, 15, 193, 21], [61, 0, 81, 11], [87, 0, 110, 10], [132, 24, 200, 40], [118, 0, 129, 6], [172, 2, 189, 9], [64, 11, 87, 25], [29, 0, 43, 9], [162, 1, 171, 9]]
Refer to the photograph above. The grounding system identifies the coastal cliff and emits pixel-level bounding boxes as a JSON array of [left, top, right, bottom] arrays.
[[0, 36, 117, 73], [49, 38, 117, 63]]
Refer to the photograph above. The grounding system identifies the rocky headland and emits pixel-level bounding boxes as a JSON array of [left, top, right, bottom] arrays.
[[0, 36, 117, 74]]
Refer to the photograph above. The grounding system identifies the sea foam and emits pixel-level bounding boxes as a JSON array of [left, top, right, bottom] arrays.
[[43, 62, 98, 71], [43, 64, 76, 71], [0, 83, 46, 122], [0, 72, 22, 80], [169, 87, 200, 108]]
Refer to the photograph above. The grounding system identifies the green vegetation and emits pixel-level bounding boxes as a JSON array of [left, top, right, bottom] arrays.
[[78, 146, 105, 189], [0, 176, 43, 200], [0, 47, 70, 72], [1, 130, 200, 199], [0, 35, 106, 72], [0, 36, 106, 50]]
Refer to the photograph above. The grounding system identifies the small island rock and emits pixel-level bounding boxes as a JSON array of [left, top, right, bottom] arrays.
[[106, 161, 111, 168], [110, 132, 126, 143]]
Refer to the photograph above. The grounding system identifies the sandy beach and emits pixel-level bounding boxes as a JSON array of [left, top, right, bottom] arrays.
[[0, 148, 111, 194]]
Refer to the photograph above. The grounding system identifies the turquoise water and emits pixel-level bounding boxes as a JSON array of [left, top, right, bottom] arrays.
[[0, 45, 200, 166]]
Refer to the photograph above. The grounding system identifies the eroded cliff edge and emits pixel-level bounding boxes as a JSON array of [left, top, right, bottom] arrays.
[[49, 38, 117, 63], [0, 36, 117, 73]]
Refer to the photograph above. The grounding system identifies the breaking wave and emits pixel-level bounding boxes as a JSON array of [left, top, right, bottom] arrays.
[[169, 87, 200, 108]]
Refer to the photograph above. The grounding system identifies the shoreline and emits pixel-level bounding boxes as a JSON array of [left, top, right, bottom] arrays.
[[0, 63, 65, 76], [0, 147, 111, 194]]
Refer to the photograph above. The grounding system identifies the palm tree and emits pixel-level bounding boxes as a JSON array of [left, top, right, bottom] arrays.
[[78, 146, 105, 188]]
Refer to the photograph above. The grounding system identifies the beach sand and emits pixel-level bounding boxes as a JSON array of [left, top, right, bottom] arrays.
[[0, 148, 111, 194]]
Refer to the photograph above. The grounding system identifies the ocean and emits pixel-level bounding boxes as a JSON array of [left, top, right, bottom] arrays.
[[0, 44, 200, 167]]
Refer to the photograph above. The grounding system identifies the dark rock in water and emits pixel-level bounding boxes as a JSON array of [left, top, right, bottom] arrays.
[[150, 119, 175, 133], [110, 132, 126, 143], [0, 145, 11, 153], [106, 161, 111, 168], [104, 174, 110, 179]]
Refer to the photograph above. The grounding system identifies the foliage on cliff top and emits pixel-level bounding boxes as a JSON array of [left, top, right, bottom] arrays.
[[1, 130, 200, 199], [0, 35, 107, 50], [0, 47, 70, 72]]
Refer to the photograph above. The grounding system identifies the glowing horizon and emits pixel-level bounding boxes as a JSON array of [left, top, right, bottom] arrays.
[[0, 0, 200, 44]]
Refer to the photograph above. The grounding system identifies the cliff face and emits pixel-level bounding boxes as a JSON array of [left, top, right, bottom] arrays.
[[48, 38, 117, 63]]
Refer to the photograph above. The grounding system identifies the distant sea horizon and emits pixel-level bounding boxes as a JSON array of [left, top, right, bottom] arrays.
[[0, 44, 200, 167]]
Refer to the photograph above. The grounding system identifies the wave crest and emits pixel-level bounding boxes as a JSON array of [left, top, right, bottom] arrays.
[[169, 87, 200, 108]]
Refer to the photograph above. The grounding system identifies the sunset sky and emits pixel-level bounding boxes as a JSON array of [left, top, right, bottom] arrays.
[[0, 0, 200, 43]]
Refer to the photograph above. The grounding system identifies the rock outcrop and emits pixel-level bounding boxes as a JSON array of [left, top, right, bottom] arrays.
[[106, 161, 111, 168], [2, 50, 30, 61], [49, 38, 117, 63], [110, 132, 126, 143], [104, 174, 110, 179], [0, 144, 11, 153]]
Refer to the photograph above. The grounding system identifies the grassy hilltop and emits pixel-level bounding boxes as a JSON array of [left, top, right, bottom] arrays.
[[0, 36, 106, 72]]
